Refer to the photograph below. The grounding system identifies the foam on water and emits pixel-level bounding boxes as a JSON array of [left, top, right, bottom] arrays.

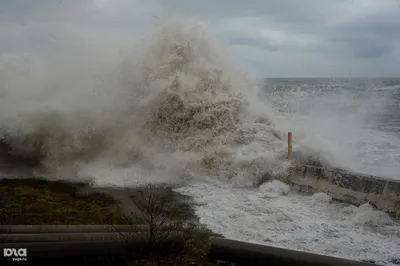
[[1, 17, 399, 265], [175, 180, 400, 266], [312, 192, 332, 203], [259, 179, 290, 197], [0, 21, 289, 186]]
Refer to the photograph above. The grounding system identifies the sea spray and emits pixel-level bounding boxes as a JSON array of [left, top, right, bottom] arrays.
[[0, 22, 291, 186]]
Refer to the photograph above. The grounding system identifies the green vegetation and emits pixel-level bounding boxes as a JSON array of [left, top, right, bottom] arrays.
[[0, 178, 127, 225]]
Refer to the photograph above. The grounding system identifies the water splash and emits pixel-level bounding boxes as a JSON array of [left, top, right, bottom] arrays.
[[0, 21, 290, 186], [264, 78, 400, 179]]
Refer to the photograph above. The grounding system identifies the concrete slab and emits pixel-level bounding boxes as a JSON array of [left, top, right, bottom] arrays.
[[286, 165, 400, 219]]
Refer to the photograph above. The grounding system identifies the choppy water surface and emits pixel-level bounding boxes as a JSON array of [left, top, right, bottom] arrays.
[[0, 21, 399, 265]]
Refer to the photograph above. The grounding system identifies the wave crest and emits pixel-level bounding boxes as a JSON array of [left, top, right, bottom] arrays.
[[0, 22, 289, 186]]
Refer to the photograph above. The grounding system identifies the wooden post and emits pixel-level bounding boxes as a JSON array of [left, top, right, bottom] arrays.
[[288, 132, 292, 161]]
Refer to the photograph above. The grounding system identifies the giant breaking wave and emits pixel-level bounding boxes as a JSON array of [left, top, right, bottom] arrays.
[[0, 22, 308, 187]]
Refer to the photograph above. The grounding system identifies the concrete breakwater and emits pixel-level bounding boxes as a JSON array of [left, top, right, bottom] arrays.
[[284, 165, 400, 219]]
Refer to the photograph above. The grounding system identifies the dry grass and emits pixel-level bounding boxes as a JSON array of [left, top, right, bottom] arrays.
[[118, 184, 222, 266], [0, 180, 223, 265], [0, 178, 127, 225]]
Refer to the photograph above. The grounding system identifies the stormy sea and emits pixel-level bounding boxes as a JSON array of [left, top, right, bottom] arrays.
[[264, 77, 400, 179], [0, 23, 399, 265]]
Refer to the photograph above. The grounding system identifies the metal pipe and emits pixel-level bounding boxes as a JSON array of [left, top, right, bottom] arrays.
[[0, 225, 176, 234], [0, 234, 184, 259], [0, 231, 182, 243], [0, 241, 129, 258], [0, 240, 181, 259], [209, 237, 375, 266]]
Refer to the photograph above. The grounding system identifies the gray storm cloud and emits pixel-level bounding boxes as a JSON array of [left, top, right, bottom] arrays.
[[1, 0, 399, 77]]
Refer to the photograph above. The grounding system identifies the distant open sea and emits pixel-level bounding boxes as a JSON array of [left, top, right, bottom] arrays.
[[263, 77, 400, 179]]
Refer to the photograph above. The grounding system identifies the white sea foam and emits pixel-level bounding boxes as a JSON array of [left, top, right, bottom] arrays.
[[1, 14, 399, 266], [175, 181, 400, 266], [0, 20, 290, 187], [312, 192, 332, 203], [259, 180, 290, 198]]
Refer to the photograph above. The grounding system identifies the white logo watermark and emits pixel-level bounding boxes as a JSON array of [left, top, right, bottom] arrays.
[[3, 248, 27, 262]]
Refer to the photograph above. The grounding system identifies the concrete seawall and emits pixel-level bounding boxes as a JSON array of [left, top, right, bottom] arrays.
[[284, 165, 400, 219]]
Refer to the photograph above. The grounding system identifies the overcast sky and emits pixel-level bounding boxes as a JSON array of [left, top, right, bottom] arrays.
[[1, 0, 399, 77]]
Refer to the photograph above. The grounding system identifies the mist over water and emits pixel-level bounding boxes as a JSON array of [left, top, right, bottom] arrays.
[[0, 21, 292, 186], [264, 78, 400, 179], [1, 19, 399, 185]]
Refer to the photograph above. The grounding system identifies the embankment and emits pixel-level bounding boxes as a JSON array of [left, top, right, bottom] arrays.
[[285, 165, 400, 218]]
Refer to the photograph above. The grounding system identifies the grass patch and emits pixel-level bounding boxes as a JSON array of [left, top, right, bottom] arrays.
[[0, 178, 127, 225], [0, 180, 225, 265]]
